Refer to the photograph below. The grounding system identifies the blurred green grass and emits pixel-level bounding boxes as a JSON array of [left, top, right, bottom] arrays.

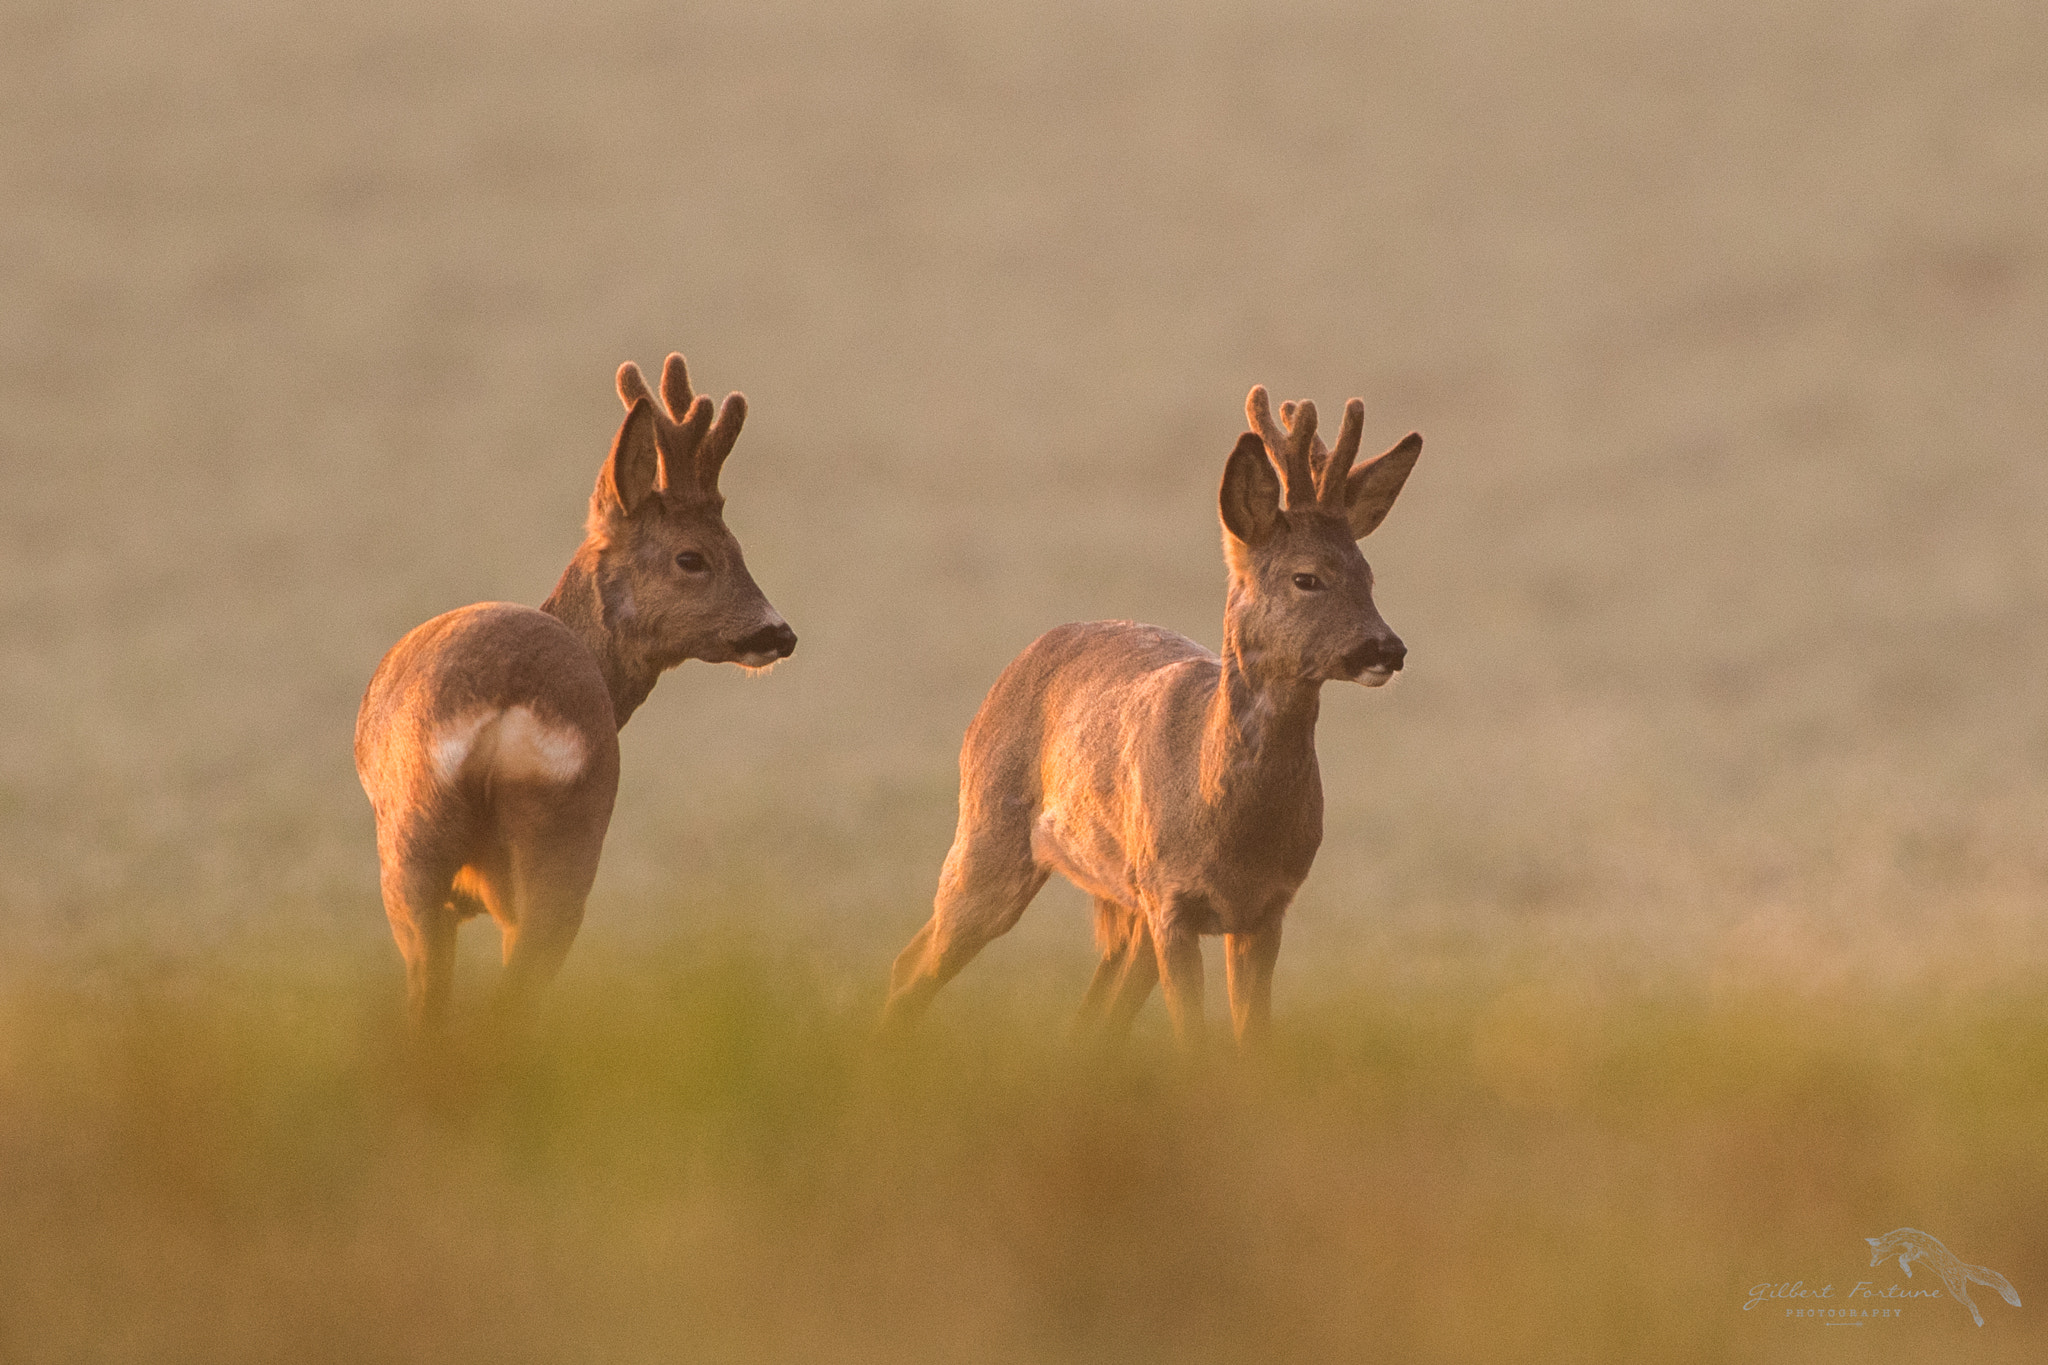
[[4, 940, 2045, 1363]]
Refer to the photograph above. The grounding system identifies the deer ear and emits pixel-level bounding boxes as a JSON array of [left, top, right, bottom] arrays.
[[600, 397, 661, 518], [1344, 432, 1422, 538], [1220, 431, 1283, 545]]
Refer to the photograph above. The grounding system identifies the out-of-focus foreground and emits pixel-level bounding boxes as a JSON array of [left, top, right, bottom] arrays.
[[2, 955, 2046, 1363], [3, 0, 2047, 1357]]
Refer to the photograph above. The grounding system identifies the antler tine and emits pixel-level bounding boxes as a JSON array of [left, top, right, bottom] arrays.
[[1247, 385, 1288, 448], [659, 353, 694, 424], [1247, 386, 1316, 507], [694, 391, 748, 496], [1318, 398, 1365, 507], [651, 392, 712, 496], [1279, 399, 1319, 508], [1281, 400, 1336, 476], [617, 361, 655, 413]]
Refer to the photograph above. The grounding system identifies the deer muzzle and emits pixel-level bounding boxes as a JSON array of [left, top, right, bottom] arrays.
[[1343, 634, 1406, 686], [731, 620, 797, 666]]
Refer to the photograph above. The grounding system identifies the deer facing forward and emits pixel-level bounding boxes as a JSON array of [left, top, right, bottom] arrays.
[[881, 387, 1423, 1047], [356, 354, 794, 1028]]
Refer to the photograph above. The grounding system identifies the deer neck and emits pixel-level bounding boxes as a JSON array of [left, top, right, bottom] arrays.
[[1199, 596, 1323, 809], [540, 543, 661, 729]]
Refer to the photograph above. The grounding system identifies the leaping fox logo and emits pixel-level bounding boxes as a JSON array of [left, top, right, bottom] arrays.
[[1866, 1228, 2021, 1326]]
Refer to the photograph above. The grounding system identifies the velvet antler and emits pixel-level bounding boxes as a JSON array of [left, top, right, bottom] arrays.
[[615, 352, 746, 507], [1246, 386, 1320, 510]]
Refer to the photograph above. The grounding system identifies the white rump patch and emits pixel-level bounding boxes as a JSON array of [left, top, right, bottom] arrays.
[[431, 706, 587, 786], [494, 705, 587, 783], [432, 711, 497, 784]]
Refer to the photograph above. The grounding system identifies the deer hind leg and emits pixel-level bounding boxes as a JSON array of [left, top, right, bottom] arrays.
[[881, 828, 1048, 1033], [379, 857, 460, 1032], [1075, 899, 1158, 1039], [483, 787, 609, 1021], [488, 841, 603, 1021]]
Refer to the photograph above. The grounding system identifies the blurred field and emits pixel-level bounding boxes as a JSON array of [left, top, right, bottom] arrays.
[[3, 0, 2047, 1357], [3, 954, 2047, 1362]]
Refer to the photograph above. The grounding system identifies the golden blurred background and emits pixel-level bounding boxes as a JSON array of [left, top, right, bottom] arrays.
[[3, 0, 2047, 1359], [7, 0, 2047, 989], [6, 0, 2048, 981]]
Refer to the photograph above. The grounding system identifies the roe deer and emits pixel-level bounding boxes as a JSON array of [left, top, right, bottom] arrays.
[[355, 353, 795, 1028], [880, 387, 1422, 1049]]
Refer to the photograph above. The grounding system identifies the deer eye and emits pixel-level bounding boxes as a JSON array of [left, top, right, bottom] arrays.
[[1292, 573, 1324, 591], [675, 551, 708, 573]]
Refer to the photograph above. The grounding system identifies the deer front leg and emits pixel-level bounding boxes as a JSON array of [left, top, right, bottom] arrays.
[[1150, 910, 1206, 1051], [1224, 917, 1283, 1047], [1075, 939, 1129, 1026], [1074, 904, 1160, 1041], [1101, 918, 1159, 1037]]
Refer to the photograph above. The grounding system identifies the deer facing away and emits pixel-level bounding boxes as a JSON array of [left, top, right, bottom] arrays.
[[880, 387, 1423, 1047], [355, 354, 794, 1028]]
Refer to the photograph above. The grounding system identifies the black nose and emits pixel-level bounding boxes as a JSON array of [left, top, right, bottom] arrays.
[[735, 622, 797, 658], [1343, 635, 1406, 675]]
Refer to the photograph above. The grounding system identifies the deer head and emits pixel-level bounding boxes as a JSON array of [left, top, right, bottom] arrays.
[[1218, 385, 1422, 686], [585, 353, 795, 671]]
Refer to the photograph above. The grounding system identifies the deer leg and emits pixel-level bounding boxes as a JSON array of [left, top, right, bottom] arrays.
[[1100, 917, 1160, 1037], [1075, 897, 1138, 1028], [488, 801, 606, 1021], [1224, 918, 1283, 1047], [1076, 945, 1128, 1025], [1151, 914, 1206, 1051], [494, 913, 583, 1019], [881, 833, 1048, 1034], [380, 860, 459, 1032], [491, 876, 596, 1020], [1075, 901, 1159, 1039]]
